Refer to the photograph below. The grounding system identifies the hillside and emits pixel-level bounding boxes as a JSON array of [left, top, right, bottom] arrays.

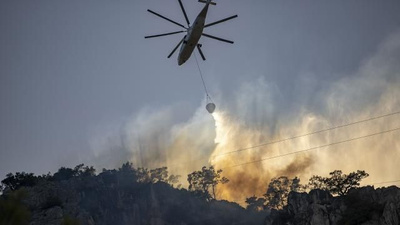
[[1, 164, 399, 225], [0, 164, 267, 225]]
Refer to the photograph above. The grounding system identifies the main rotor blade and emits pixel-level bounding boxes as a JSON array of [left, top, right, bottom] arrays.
[[147, 9, 186, 29], [168, 36, 185, 58], [202, 33, 234, 44], [197, 44, 206, 61], [204, 15, 238, 28], [178, 0, 190, 26], [145, 31, 185, 39]]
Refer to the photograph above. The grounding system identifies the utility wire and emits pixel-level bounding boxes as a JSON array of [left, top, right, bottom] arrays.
[[213, 110, 400, 158], [170, 111, 400, 167], [166, 111, 400, 169], [220, 127, 400, 169], [165, 124, 399, 170], [165, 126, 400, 204]]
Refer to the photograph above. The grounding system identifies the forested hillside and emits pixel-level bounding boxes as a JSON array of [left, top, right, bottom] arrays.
[[1, 163, 399, 225]]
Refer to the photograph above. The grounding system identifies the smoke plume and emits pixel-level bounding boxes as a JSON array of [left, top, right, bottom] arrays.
[[89, 32, 400, 204]]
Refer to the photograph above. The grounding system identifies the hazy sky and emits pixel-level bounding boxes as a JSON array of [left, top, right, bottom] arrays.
[[1, 0, 400, 184]]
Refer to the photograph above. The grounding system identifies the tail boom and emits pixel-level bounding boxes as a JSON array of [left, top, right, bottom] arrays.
[[198, 0, 216, 6]]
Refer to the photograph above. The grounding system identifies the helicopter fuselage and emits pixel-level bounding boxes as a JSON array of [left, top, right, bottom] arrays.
[[145, 0, 236, 65], [178, 5, 209, 66]]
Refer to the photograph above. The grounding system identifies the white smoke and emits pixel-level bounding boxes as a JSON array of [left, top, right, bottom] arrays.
[[89, 31, 400, 203]]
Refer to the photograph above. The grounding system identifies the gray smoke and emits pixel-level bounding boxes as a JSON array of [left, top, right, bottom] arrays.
[[88, 31, 400, 203]]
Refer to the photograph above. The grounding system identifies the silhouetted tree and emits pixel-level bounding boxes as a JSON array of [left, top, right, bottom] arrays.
[[167, 174, 181, 188], [116, 162, 138, 188], [38, 173, 53, 181], [53, 167, 76, 181], [149, 167, 168, 183], [74, 164, 96, 177], [135, 166, 180, 185], [1, 172, 38, 191], [308, 170, 369, 196], [291, 177, 306, 192], [52, 164, 96, 182], [119, 162, 135, 173], [136, 167, 167, 183], [99, 169, 118, 186], [187, 166, 229, 200], [245, 196, 266, 212], [264, 176, 306, 209], [135, 167, 151, 183]]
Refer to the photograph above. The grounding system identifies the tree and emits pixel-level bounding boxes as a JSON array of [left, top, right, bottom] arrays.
[[1, 172, 38, 191], [119, 162, 135, 174], [74, 164, 96, 177], [291, 177, 306, 192], [135, 166, 180, 185], [263, 176, 306, 210], [52, 164, 96, 181], [116, 162, 138, 188], [264, 177, 290, 209], [167, 174, 181, 188], [308, 170, 369, 196], [187, 166, 229, 200], [149, 167, 168, 183], [53, 167, 76, 181], [245, 196, 266, 212], [135, 167, 168, 183]]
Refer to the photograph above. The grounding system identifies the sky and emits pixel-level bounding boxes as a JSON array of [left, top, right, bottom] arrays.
[[1, 0, 400, 203]]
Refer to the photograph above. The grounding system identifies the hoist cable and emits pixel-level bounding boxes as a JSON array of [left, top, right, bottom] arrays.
[[194, 53, 212, 101]]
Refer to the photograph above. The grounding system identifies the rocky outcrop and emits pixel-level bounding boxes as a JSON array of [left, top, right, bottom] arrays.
[[286, 190, 341, 225], [267, 186, 400, 225], [3, 172, 399, 225], [23, 179, 98, 225], [15, 177, 267, 225]]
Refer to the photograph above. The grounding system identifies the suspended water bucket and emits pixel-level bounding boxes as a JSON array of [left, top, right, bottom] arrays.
[[206, 102, 216, 114]]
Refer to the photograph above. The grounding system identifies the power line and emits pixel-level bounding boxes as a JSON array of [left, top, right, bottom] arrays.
[[165, 110, 399, 170], [220, 127, 400, 169], [213, 110, 400, 158]]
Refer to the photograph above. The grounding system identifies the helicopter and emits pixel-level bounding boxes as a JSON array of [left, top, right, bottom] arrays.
[[145, 0, 238, 66]]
